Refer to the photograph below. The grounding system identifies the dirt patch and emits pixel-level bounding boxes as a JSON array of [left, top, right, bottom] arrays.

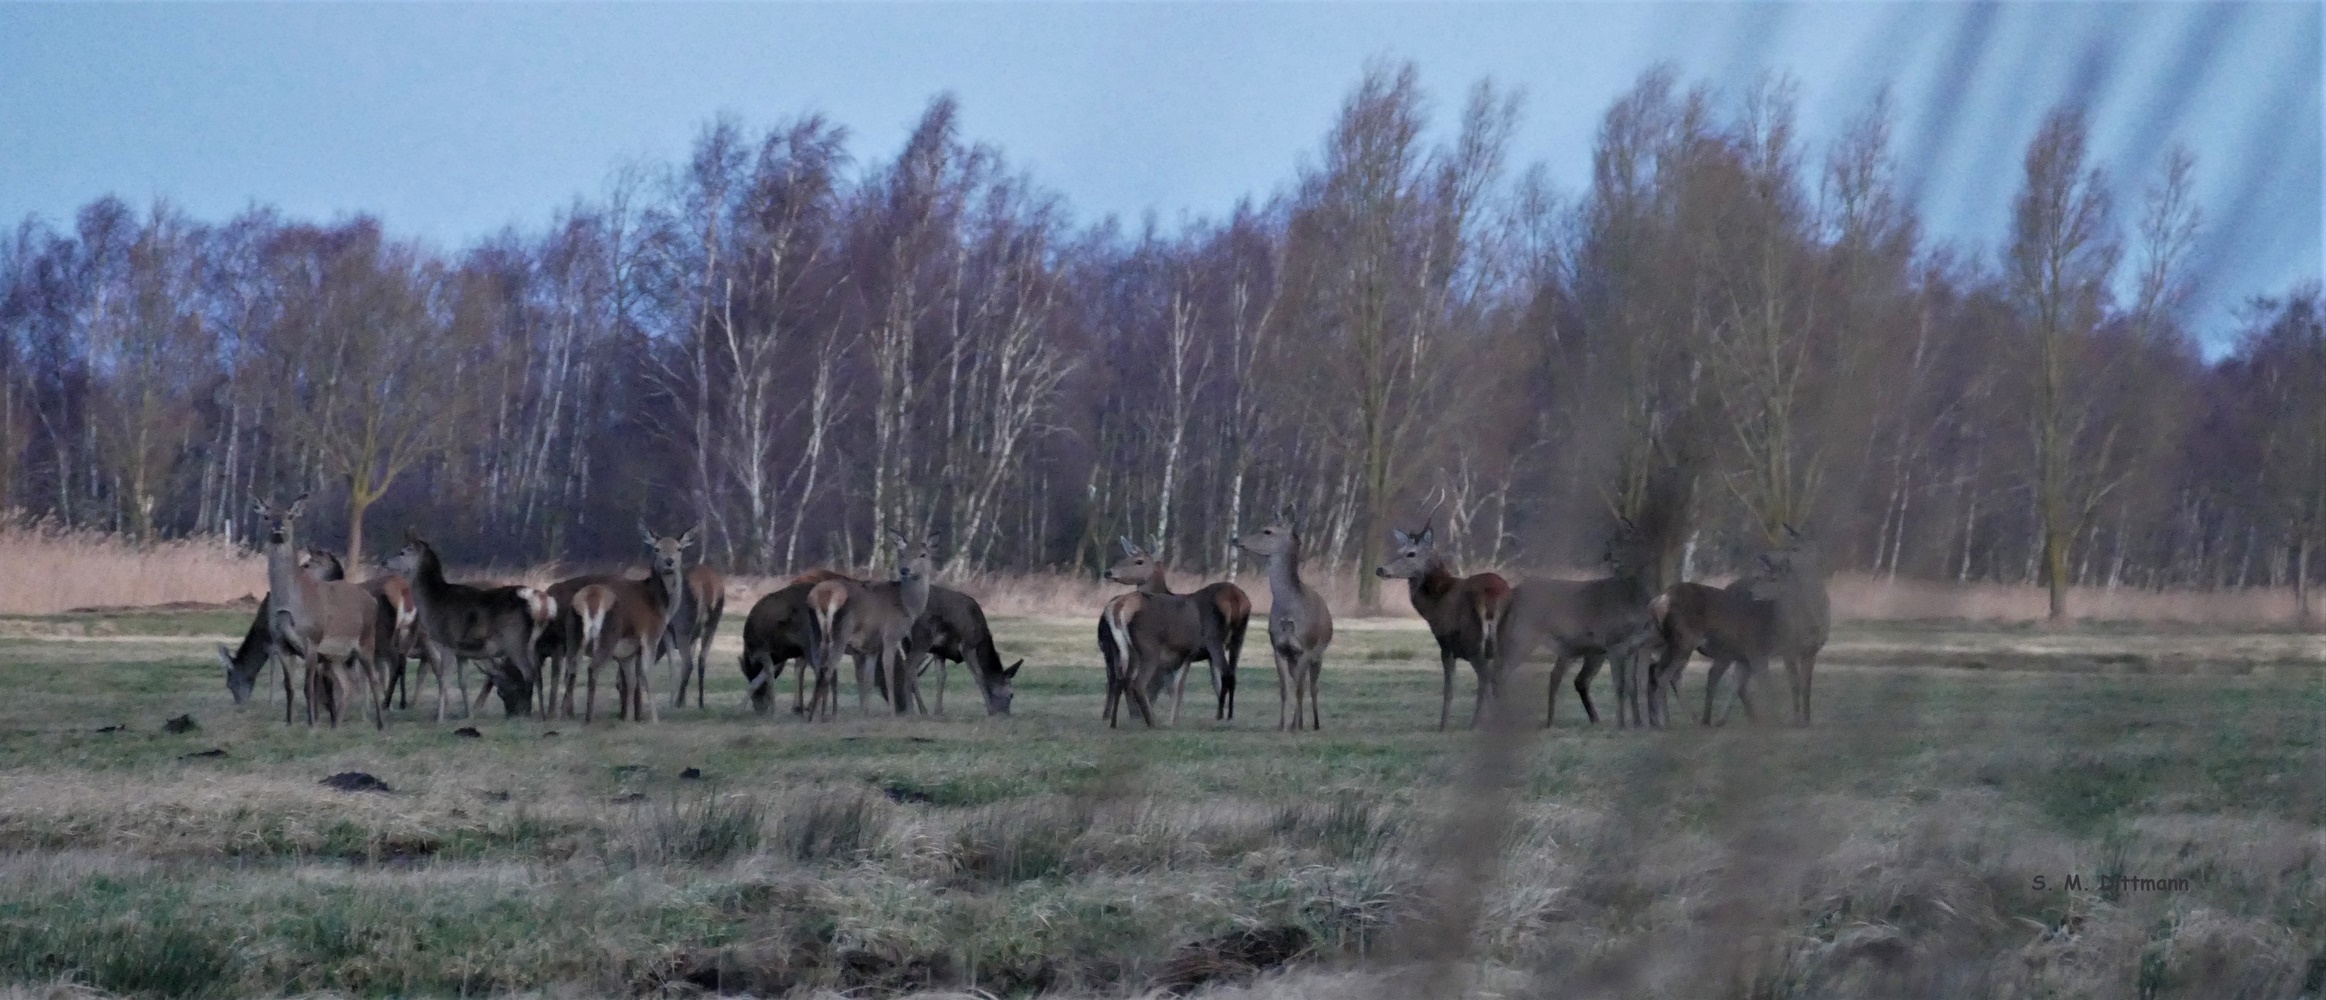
[[320, 772, 392, 794]]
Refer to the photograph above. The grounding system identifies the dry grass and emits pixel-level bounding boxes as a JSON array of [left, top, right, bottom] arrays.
[[0, 517, 263, 614]]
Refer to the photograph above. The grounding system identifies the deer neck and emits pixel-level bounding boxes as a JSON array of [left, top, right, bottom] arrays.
[[899, 574, 930, 621], [1267, 540, 1308, 603], [1138, 568, 1174, 596], [1408, 559, 1457, 607], [263, 532, 312, 624]]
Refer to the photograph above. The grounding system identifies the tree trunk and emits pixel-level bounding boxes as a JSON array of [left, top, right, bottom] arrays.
[[2297, 535, 2312, 627]]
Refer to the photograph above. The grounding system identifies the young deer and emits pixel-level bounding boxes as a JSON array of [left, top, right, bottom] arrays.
[[255, 496, 384, 730], [1234, 516, 1332, 732], [805, 535, 933, 720], [668, 561, 727, 709], [1487, 520, 1659, 728], [1374, 525, 1512, 730], [385, 531, 547, 720], [1099, 539, 1247, 727], [1651, 526, 1829, 726]]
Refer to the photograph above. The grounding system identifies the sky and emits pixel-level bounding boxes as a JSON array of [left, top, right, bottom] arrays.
[[2, 2, 2319, 354]]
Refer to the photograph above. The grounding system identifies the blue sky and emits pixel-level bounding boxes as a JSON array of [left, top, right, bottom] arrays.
[[2, 2, 2318, 352]]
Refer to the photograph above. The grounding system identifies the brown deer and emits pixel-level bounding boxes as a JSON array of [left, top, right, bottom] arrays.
[[668, 562, 727, 709], [255, 496, 384, 730], [385, 530, 547, 720], [364, 573, 420, 711], [221, 543, 350, 714], [904, 585, 1023, 716], [739, 568, 852, 716], [1099, 539, 1248, 727], [1374, 525, 1512, 730], [1486, 520, 1660, 728], [1234, 514, 1332, 732], [566, 526, 696, 723], [1650, 526, 1829, 726], [804, 535, 933, 720]]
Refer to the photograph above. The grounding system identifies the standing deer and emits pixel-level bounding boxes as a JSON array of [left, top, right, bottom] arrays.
[[1234, 515, 1332, 732], [1098, 539, 1248, 727], [904, 585, 1023, 716], [739, 568, 851, 716], [668, 561, 726, 709], [385, 531, 546, 720], [1486, 521, 1659, 728], [804, 535, 932, 720], [254, 496, 384, 730], [1374, 525, 1512, 730], [1652, 526, 1829, 726], [567, 526, 696, 723], [221, 544, 349, 714]]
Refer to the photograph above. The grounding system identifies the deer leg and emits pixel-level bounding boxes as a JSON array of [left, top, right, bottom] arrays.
[[1274, 647, 1293, 732], [1305, 653, 1322, 731], [583, 643, 606, 724], [853, 651, 872, 716], [1798, 651, 1816, 725], [638, 646, 659, 724], [1575, 653, 1604, 724], [1438, 653, 1457, 731], [1702, 658, 1728, 726], [1544, 653, 1574, 728], [935, 658, 947, 715], [1733, 657, 1762, 725]]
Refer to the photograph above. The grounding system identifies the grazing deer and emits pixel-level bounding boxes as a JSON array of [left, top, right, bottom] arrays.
[[804, 535, 933, 720], [1486, 521, 1659, 728], [738, 568, 852, 716], [905, 585, 1023, 716], [221, 545, 349, 713], [668, 561, 727, 709], [1099, 539, 1247, 727], [566, 526, 696, 723], [1374, 525, 1513, 730], [1234, 515, 1332, 732], [386, 530, 547, 720], [254, 496, 384, 730], [1652, 526, 1830, 726]]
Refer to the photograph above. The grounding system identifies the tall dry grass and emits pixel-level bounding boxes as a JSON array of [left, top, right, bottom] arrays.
[[0, 518, 263, 614]]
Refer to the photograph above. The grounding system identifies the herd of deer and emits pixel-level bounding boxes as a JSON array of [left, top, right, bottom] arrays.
[[215, 494, 1829, 735]]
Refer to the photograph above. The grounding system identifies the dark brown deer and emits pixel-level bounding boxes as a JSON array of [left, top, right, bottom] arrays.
[[385, 531, 546, 720], [1374, 525, 1512, 730], [1650, 526, 1830, 726], [1098, 539, 1247, 727], [739, 568, 852, 715], [668, 562, 726, 709], [1486, 521, 1659, 728], [255, 496, 384, 730], [804, 535, 932, 720], [904, 585, 1023, 716], [1234, 515, 1332, 732]]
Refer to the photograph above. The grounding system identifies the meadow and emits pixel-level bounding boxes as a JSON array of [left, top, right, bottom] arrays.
[[0, 607, 2319, 999]]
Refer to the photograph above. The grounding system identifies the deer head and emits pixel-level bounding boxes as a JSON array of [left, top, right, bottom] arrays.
[[384, 528, 430, 579], [640, 521, 696, 585], [252, 492, 311, 547], [1105, 536, 1160, 586], [1375, 525, 1440, 579], [1233, 508, 1299, 559]]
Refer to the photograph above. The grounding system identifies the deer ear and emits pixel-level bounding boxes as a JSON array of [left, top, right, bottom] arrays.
[[677, 528, 698, 550], [251, 499, 271, 519], [1416, 526, 1434, 547], [286, 493, 309, 519], [403, 525, 421, 544], [1003, 659, 1022, 679], [1391, 528, 1410, 546], [1119, 535, 1137, 556]]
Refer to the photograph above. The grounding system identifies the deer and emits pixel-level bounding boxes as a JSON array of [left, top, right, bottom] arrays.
[[1233, 514, 1332, 732], [739, 568, 851, 716], [667, 560, 727, 709], [221, 543, 349, 715], [1485, 520, 1660, 729], [253, 495, 384, 730], [1098, 538, 1248, 727], [903, 585, 1023, 716], [565, 525, 696, 723], [1649, 525, 1829, 726], [385, 530, 547, 720], [804, 534, 933, 720], [1374, 524, 1513, 731]]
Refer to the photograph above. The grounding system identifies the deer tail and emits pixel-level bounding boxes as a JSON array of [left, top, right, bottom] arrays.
[[519, 587, 558, 649], [1105, 594, 1142, 684], [577, 587, 611, 651], [1649, 591, 1672, 627]]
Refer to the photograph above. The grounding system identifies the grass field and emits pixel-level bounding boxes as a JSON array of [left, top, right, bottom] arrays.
[[0, 609, 2320, 999]]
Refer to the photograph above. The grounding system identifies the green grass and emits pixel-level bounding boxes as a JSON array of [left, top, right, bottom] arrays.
[[0, 610, 2319, 998]]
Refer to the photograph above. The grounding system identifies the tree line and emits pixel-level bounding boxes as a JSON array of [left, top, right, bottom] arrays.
[[2, 62, 2317, 619]]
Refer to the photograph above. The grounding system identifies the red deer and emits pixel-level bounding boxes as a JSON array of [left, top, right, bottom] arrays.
[[1234, 514, 1332, 732], [1485, 521, 1659, 728], [1648, 526, 1830, 726], [565, 526, 696, 723], [1374, 525, 1512, 730], [254, 496, 383, 730], [739, 568, 852, 715], [1098, 539, 1248, 727], [221, 544, 351, 716], [804, 535, 933, 720], [668, 562, 727, 709], [385, 531, 548, 720], [903, 586, 1023, 716]]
